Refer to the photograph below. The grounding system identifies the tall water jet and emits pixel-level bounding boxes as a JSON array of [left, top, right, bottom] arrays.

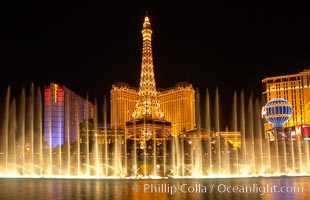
[[113, 116, 122, 177], [76, 101, 81, 177], [192, 87, 202, 176], [93, 98, 102, 176], [214, 86, 221, 175], [25, 83, 35, 174], [239, 90, 247, 175], [231, 90, 239, 174], [171, 129, 182, 176], [8, 98, 16, 174], [35, 86, 43, 175], [254, 97, 264, 174], [205, 88, 212, 175], [0, 86, 10, 174], [45, 86, 53, 175], [103, 95, 109, 176], [85, 94, 90, 175], [247, 92, 256, 174], [64, 89, 71, 176], [17, 87, 26, 175]]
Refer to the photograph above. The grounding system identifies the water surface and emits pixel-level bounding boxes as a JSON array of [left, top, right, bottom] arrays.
[[0, 176, 309, 199]]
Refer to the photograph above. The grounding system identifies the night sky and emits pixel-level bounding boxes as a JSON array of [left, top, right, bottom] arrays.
[[1, 2, 310, 117]]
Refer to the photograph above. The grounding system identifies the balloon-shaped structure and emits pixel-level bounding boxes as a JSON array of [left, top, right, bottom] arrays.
[[262, 98, 293, 128]]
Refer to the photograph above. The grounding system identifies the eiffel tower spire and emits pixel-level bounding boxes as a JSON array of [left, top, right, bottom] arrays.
[[132, 13, 164, 120]]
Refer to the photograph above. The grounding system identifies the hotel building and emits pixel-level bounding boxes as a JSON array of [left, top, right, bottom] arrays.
[[262, 69, 310, 139], [43, 83, 95, 148]]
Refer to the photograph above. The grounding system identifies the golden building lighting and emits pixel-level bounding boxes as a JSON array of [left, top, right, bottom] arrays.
[[110, 14, 196, 136], [262, 69, 310, 133]]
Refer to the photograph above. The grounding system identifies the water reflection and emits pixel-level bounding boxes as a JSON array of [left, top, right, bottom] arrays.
[[0, 177, 309, 200]]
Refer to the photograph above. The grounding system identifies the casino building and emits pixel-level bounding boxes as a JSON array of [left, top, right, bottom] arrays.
[[262, 69, 310, 140], [43, 83, 95, 148]]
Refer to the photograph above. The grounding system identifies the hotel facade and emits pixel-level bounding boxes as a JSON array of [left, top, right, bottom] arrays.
[[110, 82, 195, 135], [262, 69, 310, 140], [43, 83, 95, 148]]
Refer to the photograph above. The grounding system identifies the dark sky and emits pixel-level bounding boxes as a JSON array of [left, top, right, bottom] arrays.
[[1, 2, 310, 113]]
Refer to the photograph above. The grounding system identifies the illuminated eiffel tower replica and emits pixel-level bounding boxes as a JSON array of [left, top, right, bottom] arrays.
[[126, 13, 172, 151]]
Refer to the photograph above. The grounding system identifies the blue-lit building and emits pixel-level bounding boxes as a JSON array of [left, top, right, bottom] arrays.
[[43, 83, 94, 148]]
